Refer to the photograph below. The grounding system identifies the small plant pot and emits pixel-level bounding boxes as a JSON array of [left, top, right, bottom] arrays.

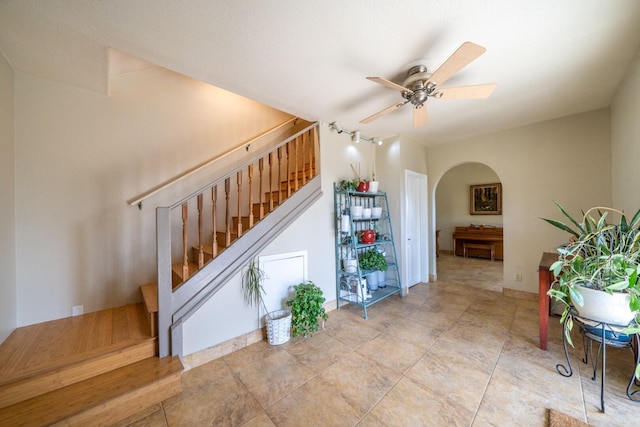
[[368, 181, 379, 193], [357, 181, 369, 192], [343, 258, 357, 273], [351, 205, 363, 218], [376, 270, 386, 287], [371, 207, 382, 218], [359, 230, 375, 244], [365, 272, 379, 291]]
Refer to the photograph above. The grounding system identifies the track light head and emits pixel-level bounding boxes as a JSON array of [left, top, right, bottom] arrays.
[[329, 121, 342, 134]]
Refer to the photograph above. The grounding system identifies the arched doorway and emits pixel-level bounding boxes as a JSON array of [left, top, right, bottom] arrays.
[[434, 162, 504, 291]]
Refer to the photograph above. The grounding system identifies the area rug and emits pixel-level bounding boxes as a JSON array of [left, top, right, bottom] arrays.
[[548, 408, 590, 427]]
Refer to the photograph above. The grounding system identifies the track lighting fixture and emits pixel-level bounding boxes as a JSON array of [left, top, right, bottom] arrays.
[[328, 122, 382, 145]]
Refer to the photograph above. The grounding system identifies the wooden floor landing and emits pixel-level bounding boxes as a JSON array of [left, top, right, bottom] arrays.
[[0, 303, 154, 386]]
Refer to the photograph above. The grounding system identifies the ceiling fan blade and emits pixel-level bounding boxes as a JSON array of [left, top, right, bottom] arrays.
[[360, 101, 409, 124], [427, 42, 487, 86], [366, 77, 411, 93], [413, 104, 428, 128], [434, 83, 497, 99]]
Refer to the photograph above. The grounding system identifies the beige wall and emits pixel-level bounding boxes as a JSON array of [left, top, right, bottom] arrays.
[[0, 51, 16, 343], [612, 54, 640, 212], [377, 135, 428, 288], [436, 163, 501, 251], [427, 109, 612, 294], [14, 66, 291, 325]]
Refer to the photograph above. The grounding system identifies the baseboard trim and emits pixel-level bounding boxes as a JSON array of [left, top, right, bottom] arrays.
[[182, 299, 338, 371], [502, 287, 537, 301]]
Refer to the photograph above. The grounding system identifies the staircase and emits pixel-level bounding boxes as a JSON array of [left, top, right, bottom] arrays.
[[0, 304, 183, 426], [0, 120, 322, 424], [148, 120, 321, 357]]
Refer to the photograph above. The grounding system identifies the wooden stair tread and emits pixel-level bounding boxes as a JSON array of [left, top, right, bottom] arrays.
[[0, 338, 157, 408], [140, 283, 158, 314], [171, 262, 199, 286], [0, 303, 152, 386], [0, 356, 183, 426]]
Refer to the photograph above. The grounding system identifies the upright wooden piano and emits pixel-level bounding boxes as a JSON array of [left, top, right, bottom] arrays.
[[452, 225, 504, 260]]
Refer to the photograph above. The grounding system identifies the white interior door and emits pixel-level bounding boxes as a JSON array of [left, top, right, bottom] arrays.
[[405, 171, 428, 287]]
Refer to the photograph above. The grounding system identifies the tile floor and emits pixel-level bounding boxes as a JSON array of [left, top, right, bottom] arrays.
[[118, 255, 640, 426]]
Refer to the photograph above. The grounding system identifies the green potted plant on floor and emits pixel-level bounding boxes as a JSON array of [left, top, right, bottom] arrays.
[[541, 202, 640, 344], [285, 280, 328, 338], [242, 259, 291, 345]]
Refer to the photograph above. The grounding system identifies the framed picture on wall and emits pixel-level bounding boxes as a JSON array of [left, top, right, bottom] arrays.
[[470, 183, 502, 215]]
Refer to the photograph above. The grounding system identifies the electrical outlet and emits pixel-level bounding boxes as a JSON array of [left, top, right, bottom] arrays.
[[72, 305, 83, 316], [515, 272, 522, 281]]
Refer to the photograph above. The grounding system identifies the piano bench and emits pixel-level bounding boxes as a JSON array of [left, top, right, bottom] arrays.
[[463, 243, 495, 261]]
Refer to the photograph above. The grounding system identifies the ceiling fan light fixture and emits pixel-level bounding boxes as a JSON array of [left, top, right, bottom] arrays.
[[360, 41, 495, 128]]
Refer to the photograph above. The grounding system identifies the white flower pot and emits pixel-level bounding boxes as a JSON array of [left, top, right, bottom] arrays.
[[368, 181, 379, 193], [376, 270, 386, 287], [343, 258, 357, 273], [572, 285, 637, 326]]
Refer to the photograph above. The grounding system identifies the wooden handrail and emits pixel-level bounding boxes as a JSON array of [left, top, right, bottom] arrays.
[[128, 117, 298, 209], [166, 121, 317, 210]]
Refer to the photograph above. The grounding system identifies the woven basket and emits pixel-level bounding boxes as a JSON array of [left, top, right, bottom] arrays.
[[265, 310, 292, 345]]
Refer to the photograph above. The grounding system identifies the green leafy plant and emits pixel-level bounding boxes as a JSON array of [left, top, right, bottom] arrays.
[[358, 249, 388, 272], [541, 202, 640, 359], [286, 281, 328, 337], [242, 259, 269, 315], [338, 179, 359, 191]]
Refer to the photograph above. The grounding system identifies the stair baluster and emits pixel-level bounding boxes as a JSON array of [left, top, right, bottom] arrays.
[[248, 164, 254, 228], [311, 127, 318, 177], [211, 185, 218, 258], [277, 146, 283, 205], [294, 136, 300, 192], [181, 203, 189, 281], [268, 152, 274, 213], [285, 142, 292, 199], [236, 171, 243, 237], [301, 132, 308, 186], [224, 177, 231, 247], [258, 158, 265, 220], [197, 194, 204, 269]]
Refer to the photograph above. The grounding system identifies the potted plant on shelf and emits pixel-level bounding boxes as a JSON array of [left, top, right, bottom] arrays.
[[286, 281, 328, 338], [541, 202, 640, 342], [338, 179, 359, 192], [242, 259, 292, 345], [369, 168, 379, 193], [358, 249, 388, 291]]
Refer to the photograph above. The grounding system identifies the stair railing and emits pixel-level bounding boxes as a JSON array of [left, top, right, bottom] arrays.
[[156, 121, 320, 357], [128, 117, 299, 210]]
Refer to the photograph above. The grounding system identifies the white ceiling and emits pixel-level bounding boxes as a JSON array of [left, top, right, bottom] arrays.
[[1, 0, 640, 145]]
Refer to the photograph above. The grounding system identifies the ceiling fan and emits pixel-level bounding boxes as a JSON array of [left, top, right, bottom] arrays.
[[360, 41, 497, 128]]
